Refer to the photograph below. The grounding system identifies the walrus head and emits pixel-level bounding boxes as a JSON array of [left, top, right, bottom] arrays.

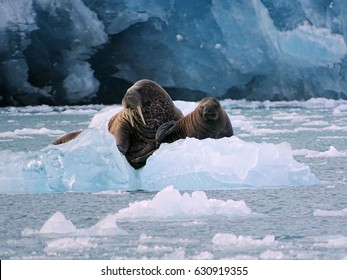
[[122, 87, 147, 127], [199, 97, 221, 122]]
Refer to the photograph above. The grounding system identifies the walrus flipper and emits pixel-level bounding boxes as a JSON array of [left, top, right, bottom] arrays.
[[156, 120, 177, 143], [52, 130, 82, 145], [131, 150, 156, 164], [114, 126, 130, 155]]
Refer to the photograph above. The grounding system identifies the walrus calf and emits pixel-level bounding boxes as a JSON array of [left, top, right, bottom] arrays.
[[156, 97, 233, 144], [108, 79, 183, 169]]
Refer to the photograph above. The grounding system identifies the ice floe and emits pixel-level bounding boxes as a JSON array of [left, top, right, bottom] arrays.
[[313, 208, 347, 217], [44, 237, 97, 252], [24, 211, 126, 237], [0, 128, 66, 139], [293, 146, 347, 157], [0, 101, 320, 193], [115, 186, 251, 220], [212, 233, 275, 248]]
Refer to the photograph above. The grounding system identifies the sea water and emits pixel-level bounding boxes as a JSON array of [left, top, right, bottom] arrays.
[[0, 99, 347, 259]]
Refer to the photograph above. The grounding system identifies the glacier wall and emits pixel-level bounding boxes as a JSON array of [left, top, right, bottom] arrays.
[[1, 0, 347, 106]]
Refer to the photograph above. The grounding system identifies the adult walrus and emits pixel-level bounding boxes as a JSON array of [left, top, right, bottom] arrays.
[[156, 97, 233, 144], [108, 79, 183, 169], [52, 79, 183, 169]]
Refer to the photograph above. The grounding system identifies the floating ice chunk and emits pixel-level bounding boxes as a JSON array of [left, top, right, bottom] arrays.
[[259, 250, 284, 260], [250, 128, 293, 135], [163, 248, 185, 260], [93, 190, 128, 195], [139, 234, 153, 242], [323, 236, 347, 247], [316, 146, 347, 157], [292, 148, 318, 157], [36, 211, 126, 237], [335, 104, 347, 111], [333, 104, 347, 115], [212, 233, 275, 248], [39, 212, 76, 234], [313, 208, 347, 217], [301, 121, 330, 127], [87, 214, 127, 236], [44, 237, 97, 252], [325, 146, 345, 156], [115, 186, 251, 220], [294, 146, 347, 157], [0, 102, 320, 193], [40, 125, 138, 192], [221, 98, 347, 110], [322, 125, 347, 132], [0, 128, 66, 138], [141, 137, 319, 190], [193, 251, 214, 260], [135, 245, 173, 253], [314, 235, 347, 248]]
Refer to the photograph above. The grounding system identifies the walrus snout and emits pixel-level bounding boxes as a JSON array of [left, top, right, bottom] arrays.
[[203, 106, 218, 121], [126, 106, 147, 127], [122, 88, 146, 127], [200, 97, 221, 122]]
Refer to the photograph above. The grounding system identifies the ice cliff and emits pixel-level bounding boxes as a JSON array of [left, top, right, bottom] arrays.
[[1, 0, 347, 106]]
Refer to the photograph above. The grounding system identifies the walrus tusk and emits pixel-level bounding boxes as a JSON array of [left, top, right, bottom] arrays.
[[128, 108, 135, 127], [137, 105, 146, 126]]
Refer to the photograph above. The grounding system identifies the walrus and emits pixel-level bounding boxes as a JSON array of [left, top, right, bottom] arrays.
[[52, 79, 183, 169], [156, 97, 233, 144], [52, 130, 83, 145], [108, 79, 183, 169]]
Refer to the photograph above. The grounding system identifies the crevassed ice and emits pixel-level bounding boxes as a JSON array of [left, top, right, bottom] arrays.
[[1, 1, 347, 104]]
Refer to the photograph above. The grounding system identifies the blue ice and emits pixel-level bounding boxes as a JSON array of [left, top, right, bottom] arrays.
[[0, 104, 319, 194]]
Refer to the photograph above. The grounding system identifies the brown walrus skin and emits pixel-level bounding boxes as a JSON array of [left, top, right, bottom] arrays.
[[108, 79, 183, 169], [52, 79, 183, 169], [156, 97, 233, 144], [52, 130, 83, 145]]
